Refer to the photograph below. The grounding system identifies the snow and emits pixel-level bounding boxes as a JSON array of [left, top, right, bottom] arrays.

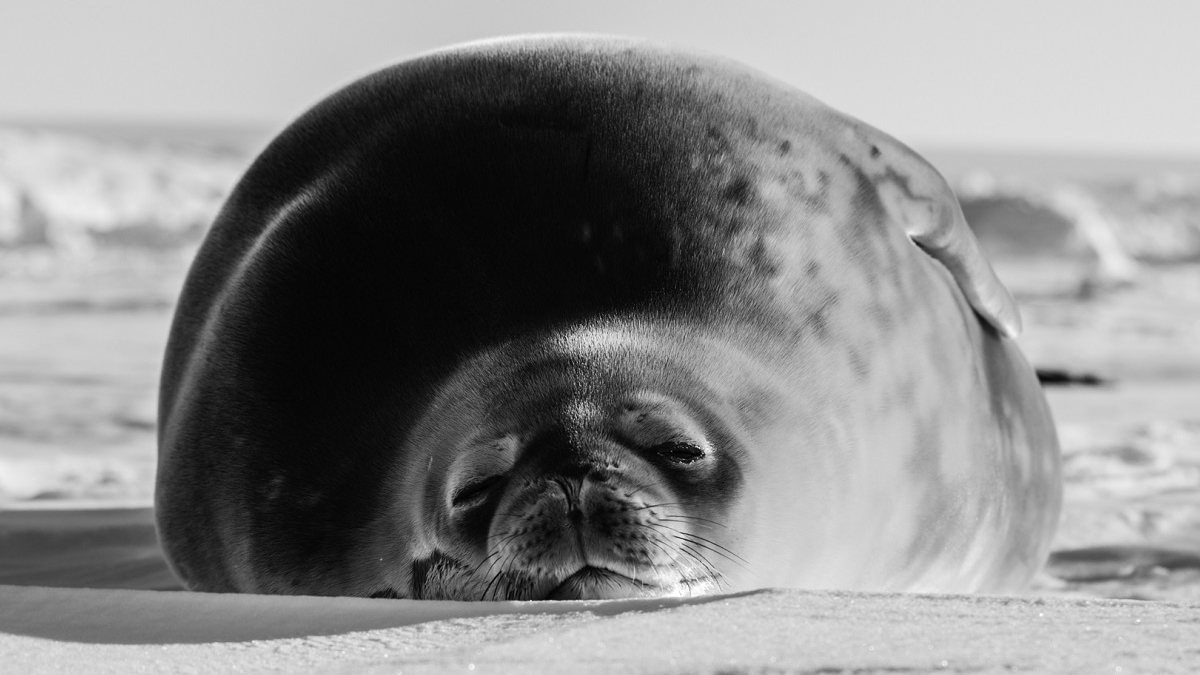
[[2, 496, 1199, 673], [3, 583, 1198, 674]]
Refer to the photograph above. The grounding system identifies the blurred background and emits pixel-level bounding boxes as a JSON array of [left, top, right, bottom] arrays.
[[0, 1, 1198, 598]]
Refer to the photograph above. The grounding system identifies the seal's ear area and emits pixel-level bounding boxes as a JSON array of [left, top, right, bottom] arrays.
[[838, 126, 1022, 338]]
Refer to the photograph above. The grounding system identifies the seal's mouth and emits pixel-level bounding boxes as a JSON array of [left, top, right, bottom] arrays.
[[544, 566, 716, 600]]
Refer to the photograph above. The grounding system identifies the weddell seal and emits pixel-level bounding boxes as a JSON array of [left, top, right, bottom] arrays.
[[156, 35, 1062, 599]]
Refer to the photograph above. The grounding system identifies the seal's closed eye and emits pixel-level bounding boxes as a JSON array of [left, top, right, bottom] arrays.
[[652, 441, 706, 465], [451, 475, 506, 509]]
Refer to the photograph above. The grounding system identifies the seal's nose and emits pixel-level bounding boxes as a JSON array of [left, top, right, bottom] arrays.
[[520, 427, 622, 526], [521, 426, 610, 477], [551, 477, 585, 525]]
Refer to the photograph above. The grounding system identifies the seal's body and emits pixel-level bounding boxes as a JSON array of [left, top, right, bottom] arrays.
[[156, 36, 1061, 599]]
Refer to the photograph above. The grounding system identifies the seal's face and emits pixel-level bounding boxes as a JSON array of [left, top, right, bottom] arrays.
[[396, 324, 751, 600]]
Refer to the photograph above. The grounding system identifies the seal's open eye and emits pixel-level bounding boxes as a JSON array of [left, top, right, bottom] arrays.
[[451, 475, 505, 508], [652, 441, 705, 465]]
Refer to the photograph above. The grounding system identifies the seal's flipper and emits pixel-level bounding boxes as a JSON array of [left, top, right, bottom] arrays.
[[909, 197, 1022, 338], [837, 126, 1022, 338]]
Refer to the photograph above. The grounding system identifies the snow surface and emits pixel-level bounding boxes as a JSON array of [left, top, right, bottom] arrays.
[[3, 583, 1199, 674], [2, 505, 1200, 673]]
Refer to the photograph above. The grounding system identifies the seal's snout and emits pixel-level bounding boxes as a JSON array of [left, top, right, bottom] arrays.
[[484, 464, 720, 600]]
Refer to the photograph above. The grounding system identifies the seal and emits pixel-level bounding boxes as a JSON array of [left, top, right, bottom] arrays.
[[156, 35, 1062, 600]]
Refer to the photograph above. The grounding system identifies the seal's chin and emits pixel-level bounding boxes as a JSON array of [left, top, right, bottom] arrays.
[[544, 566, 717, 600]]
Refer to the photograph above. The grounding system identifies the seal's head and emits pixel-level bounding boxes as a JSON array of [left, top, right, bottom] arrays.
[[382, 321, 767, 600]]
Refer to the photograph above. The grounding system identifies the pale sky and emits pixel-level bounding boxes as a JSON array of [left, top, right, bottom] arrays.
[[2, 0, 1198, 157]]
